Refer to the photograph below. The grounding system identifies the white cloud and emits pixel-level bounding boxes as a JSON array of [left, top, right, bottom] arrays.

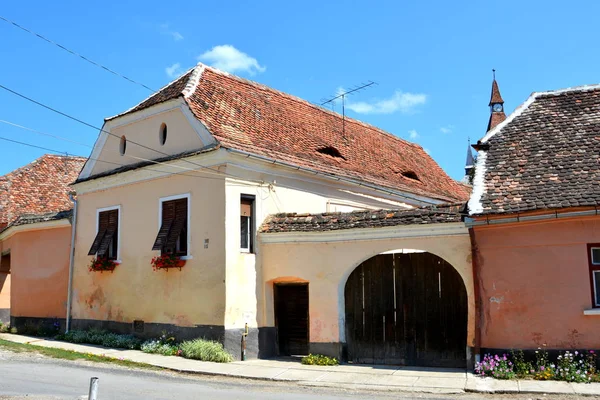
[[160, 23, 183, 41], [408, 129, 419, 139], [345, 90, 427, 115], [440, 125, 454, 134], [165, 63, 183, 78], [198, 45, 265, 75]]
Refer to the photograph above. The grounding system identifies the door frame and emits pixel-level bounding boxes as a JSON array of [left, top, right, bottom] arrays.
[[274, 282, 310, 356]]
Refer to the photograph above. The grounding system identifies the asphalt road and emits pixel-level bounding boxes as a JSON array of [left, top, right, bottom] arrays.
[[0, 350, 579, 400]]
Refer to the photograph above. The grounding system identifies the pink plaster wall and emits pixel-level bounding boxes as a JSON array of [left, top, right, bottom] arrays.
[[1, 227, 71, 319], [473, 216, 600, 349]]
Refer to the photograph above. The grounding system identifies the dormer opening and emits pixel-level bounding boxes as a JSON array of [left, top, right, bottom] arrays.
[[159, 123, 168, 146], [317, 146, 346, 160], [119, 136, 127, 156], [401, 170, 420, 182]]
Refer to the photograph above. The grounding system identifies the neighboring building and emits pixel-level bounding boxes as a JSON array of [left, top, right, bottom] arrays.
[[0, 155, 85, 327], [468, 81, 600, 353], [70, 63, 468, 361]]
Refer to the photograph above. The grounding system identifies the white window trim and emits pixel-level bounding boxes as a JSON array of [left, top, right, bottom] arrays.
[[158, 193, 191, 259], [593, 270, 600, 308], [591, 247, 600, 265], [95, 205, 122, 263]]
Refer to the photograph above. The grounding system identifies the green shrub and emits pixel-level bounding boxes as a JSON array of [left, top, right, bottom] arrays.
[[511, 350, 533, 377], [0, 323, 9, 334], [141, 339, 178, 356], [301, 354, 339, 366], [56, 329, 141, 350], [179, 338, 233, 363]]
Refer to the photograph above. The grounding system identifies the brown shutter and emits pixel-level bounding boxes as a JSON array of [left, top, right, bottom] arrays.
[[241, 199, 253, 217], [88, 211, 110, 255], [97, 210, 118, 257], [164, 199, 187, 251], [152, 200, 176, 251]]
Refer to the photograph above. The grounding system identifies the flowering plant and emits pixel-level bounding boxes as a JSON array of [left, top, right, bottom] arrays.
[[554, 350, 596, 383], [151, 253, 185, 271], [88, 257, 117, 272], [475, 354, 515, 379]]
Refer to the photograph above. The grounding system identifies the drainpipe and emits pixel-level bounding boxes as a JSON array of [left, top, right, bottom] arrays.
[[468, 228, 482, 367], [66, 192, 78, 333]]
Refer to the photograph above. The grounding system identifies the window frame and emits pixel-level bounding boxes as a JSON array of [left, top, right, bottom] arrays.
[[158, 193, 191, 259], [0, 251, 10, 274], [587, 244, 600, 308], [95, 205, 121, 262], [240, 194, 255, 254]]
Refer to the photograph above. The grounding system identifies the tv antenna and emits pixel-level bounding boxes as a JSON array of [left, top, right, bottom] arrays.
[[320, 81, 377, 140]]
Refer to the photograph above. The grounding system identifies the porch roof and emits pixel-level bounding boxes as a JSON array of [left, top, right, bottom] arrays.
[[260, 203, 464, 233]]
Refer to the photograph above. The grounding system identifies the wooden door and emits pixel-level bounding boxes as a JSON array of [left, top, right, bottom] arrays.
[[274, 283, 309, 356], [345, 253, 467, 367]]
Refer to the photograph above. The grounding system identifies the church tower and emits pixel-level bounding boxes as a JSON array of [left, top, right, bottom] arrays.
[[487, 69, 506, 131]]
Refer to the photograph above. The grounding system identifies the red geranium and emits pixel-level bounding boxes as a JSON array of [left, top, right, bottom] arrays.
[[151, 254, 185, 271], [88, 257, 117, 272]]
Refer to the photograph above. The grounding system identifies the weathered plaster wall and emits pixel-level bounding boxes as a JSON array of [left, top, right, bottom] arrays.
[[473, 216, 600, 349], [72, 173, 227, 329], [0, 272, 10, 322], [90, 107, 209, 177], [258, 231, 475, 350], [0, 227, 71, 319]]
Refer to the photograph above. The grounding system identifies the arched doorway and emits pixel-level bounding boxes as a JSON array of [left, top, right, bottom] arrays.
[[344, 251, 467, 367]]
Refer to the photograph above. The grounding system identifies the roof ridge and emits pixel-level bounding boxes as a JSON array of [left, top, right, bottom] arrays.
[[105, 68, 195, 121], [195, 63, 422, 149], [536, 83, 600, 97]]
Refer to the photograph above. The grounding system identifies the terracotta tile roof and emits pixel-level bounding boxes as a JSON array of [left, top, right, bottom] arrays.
[[1, 210, 72, 234], [106, 64, 469, 203], [0, 155, 86, 228], [469, 84, 600, 215], [489, 80, 505, 106], [487, 111, 506, 132], [260, 203, 464, 233]]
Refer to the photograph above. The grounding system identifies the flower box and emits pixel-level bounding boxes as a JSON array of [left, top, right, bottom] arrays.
[[151, 254, 186, 271], [88, 257, 117, 273]]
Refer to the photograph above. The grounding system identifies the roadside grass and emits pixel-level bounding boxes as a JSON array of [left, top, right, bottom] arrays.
[[0, 339, 161, 371]]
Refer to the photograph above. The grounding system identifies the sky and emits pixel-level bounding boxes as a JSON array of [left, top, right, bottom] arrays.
[[0, 1, 599, 179]]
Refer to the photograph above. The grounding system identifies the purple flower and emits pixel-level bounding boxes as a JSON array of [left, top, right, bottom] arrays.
[[540, 366, 545, 371]]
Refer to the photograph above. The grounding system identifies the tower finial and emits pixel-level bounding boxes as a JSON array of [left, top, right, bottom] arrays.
[[492, 68, 496, 80]]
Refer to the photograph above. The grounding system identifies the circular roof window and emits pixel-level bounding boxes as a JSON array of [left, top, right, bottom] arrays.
[[159, 123, 167, 146], [119, 136, 127, 155]]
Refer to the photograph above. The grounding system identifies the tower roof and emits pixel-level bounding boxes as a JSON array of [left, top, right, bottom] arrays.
[[488, 79, 505, 106], [465, 142, 475, 168]]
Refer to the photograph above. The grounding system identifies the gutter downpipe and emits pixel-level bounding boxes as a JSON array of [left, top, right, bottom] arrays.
[[468, 227, 482, 369], [66, 192, 78, 333]]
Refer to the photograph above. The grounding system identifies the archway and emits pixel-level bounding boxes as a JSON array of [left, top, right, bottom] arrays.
[[344, 250, 467, 367]]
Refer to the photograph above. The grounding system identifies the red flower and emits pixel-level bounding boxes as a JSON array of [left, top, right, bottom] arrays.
[[151, 254, 185, 271]]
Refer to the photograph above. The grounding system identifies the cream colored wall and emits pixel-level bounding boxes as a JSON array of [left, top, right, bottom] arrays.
[[72, 172, 226, 327], [258, 233, 475, 346], [90, 107, 208, 177]]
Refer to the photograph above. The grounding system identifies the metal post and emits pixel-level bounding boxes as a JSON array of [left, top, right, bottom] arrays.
[[88, 377, 99, 400]]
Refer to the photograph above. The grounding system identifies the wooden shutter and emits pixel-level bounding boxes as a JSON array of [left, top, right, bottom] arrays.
[[152, 200, 177, 251], [88, 211, 110, 255], [164, 199, 187, 252], [241, 199, 253, 217], [97, 210, 118, 257]]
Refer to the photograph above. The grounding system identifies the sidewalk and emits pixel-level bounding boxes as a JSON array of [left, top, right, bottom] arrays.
[[2, 333, 599, 395]]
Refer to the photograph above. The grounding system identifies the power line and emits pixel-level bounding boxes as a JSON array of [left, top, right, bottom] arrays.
[[0, 15, 155, 92], [0, 119, 93, 148], [0, 83, 260, 183], [0, 135, 251, 183]]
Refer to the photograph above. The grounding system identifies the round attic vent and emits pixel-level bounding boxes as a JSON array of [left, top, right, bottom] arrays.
[[119, 136, 127, 156]]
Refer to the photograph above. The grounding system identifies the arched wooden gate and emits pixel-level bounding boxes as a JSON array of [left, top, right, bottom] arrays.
[[344, 252, 467, 367]]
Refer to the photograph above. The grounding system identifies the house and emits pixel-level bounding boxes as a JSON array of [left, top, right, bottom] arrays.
[[69, 62, 469, 362], [467, 80, 600, 354], [0, 155, 86, 328]]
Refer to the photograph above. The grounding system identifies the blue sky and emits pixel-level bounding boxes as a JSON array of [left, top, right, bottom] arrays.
[[0, 1, 598, 179]]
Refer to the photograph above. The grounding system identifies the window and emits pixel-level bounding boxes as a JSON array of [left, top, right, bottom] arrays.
[[240, 195, 255, 253], [153, 196, 189, 256], [590, 245, 600, 307], [88, 207, 120, 261], [159, 123, 168, 146], [119, 135, 127, 155], [0, 252, 10, 274]]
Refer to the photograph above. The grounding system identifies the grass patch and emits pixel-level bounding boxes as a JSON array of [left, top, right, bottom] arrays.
[[179, 338, 233, 363], [0, 339, 160, 370]]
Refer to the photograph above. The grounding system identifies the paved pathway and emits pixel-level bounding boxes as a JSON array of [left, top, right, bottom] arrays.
[[2, 333, 599, 395]]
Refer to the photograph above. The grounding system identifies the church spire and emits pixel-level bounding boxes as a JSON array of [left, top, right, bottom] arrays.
[[462, 138, 476, 185], [487, 69, 506, 131]]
